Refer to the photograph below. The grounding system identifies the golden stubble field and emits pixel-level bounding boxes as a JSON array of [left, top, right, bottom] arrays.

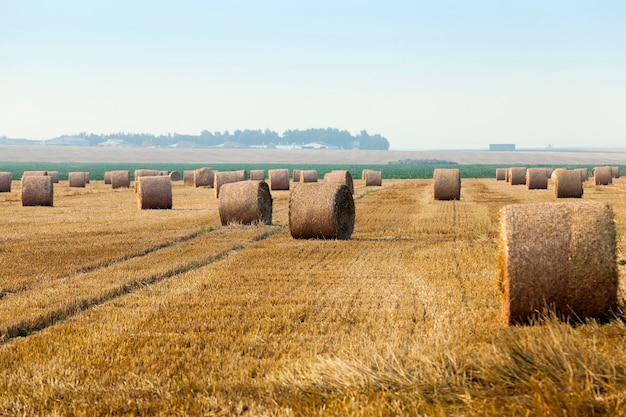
[[0, 176, 625, 416]]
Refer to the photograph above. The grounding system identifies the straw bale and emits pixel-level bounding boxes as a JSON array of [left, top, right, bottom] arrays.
[[269, 169, 290, 190], [111, 170, 131, 189], [68, 172, 86, 188], [496, 168, 506, 181], [300, 170, 318, 183], [574, 168, 589, 182], [594, 166, 613, 185], [168, 171, 181, 181], [157, 170, 169, 176], [499, 201, 617, 325], [183, 170, 195, 186], [526, 168, 548, 190], [137, 176, 172, 210], [48, 171, 59, 183], [21, 175, 53, 206], [293, 169, 302, 182], [214, 171, 242, 198], [550, 168, 566, 182], [289, 182, 355, 240], [509, 167, 527, 185], [250, 170, 265, 180], [104, 171, 112, 184], [135, 169, 159, 179], [505, 168, 510, 182], [84, 172, 90, 184], [194, 167, 214, 187], [364, 170, 382, 186], [432, 168, 461, 200], [611, 166, 620, 178], [218, 180, 272, 226], [236, 170, 248, 181], [22, 171, 48, 178], [324, 170, 354, 194], [554, 170, 583, 198], [0, 172, 12, 192]]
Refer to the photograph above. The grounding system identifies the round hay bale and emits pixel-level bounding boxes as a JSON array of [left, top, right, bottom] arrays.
[[104, 171, 112, 184], [168, 171, 181, 181], [289, 182, 355, 240], [214, 171, 242, 198], [293, 169, 302, 182], [495, 168, 506, 181], [554, 169, 583, 198], [361, 169, 373, 180], [324, 170, 354, 194], [157, 170, 169, 176], [218, 180, 272, 226], [22, 171, 48, 178], [550, 168, 566, 182], [505, 168, 510, 183], [300, 170, 318, 183], [135, 169, 159, 180], [611, 166, 620, 178], [432, 168, 461, 200], [498, 201, 617, 325], [111, 170, 131, 189], [249, 170, 265, 181], [68, 172, 86, 188], [0, 172, 12, 192], [574, 168, 589, 182], [593, 166, 613, 185], [137, 176, 172, 210], [526, 168, 548, 190], [48, 171, 59, 183], [194, 167, 214, 187], [21, 175, 53, 206], [364, 170, 382, 186], [509, 167, 527, 185], [236, 170, 248, 181], [183, 170, 195, 186], [83, 172, 90, 184], [269, 169, 290, 190]]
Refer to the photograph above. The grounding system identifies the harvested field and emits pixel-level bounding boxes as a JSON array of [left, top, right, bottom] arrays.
[[0, 174, 625, 415]]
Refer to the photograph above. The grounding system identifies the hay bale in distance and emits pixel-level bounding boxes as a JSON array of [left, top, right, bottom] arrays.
[[433, 168, 461, 200], [594, 166, 613, 186], [218, 180, 272, 226], [364, 170, 382, 186], [509, 167, 527, 185], [289, 182, 355, 240], [499, 201, 617, 325], [236, 170, 248, 181], [68, 172, 86, 188], [48, 171, 59, 183], [111, 170, 131, 189], [300, 170, 318, 183], [269, 169, 290, 190], [183, 170, 195, 186], [574, 168, 589, 182], [611, 166, 620, 178], [214, 171, 243, 198], [83, 172, 90, 184], [137, 176, 172, 210], [526, 168, 548, 190], [324, 170, 354, 194], [168, 171, 181, 181], [496, 168, 506, 181], [250, 170, 265, 181], [104, 171, 112, 184], [0, 172, 12, 192], [21, 175, 53, 206], [22, 171, 48, 178], [293, 169, 302, 182], [194, 167, 214, 187], [554, 169, 583, 198]]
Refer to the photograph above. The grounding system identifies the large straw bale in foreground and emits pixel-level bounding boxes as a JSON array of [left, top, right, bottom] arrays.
[[554, 170, 583, 198], [21, 175, 53, 206], [137, 176, 172, 210], [509, 167, 527, 185], [364, 170, 382, 186], [111, 170, 131, 189], [499, 201, 617, 325], [526, 168, 548, 190], [0, 172, 12, 192], [214, 171, 243, 198], [194, 167, 214, 187], [218, 180, 272, 226], [68, 172, 87, 188], [269, 169, 290, 190], [433, 168, 461, 200], [594, 166, 613, 185], [496, 168, 506, 181], [289, 182, 355, 240], [300, 170, 318, 183], [249, 170, 265, 181], [324, 170, 354, 194]]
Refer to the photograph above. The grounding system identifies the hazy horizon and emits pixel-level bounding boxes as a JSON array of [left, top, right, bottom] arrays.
[[2, 1, 625, 150]]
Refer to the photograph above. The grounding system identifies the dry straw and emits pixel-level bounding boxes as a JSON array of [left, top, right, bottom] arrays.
[[0, 172, 12, 192], [574, 168, 589, 182], [111, 170, 131, 189], [324, 170, 354, 194], [236, 170, 248, 181], [504, 168, 510, 182], [68, 172, 86, 188], [168, 171, 181, 181], [48, 171, 59, 183], [364, 170, 382, 186], [250, 170, 265, 180], [137, 176, 172, 210], [289, 182, 355, 240], [526, 168, 548, 190], [509, 167, 527, 185], [554, 169, 583, 198], [22, 171, 48, 178], [550, 168, 566, 182], [83, 172, 90, 184], [21, 175, 53, 206], [104, 171, 112, 184], [299, 170, 318, 183], [269, 169, 290, 190], [594, 166, 613, 185], [432, 168, 461, 200], [495, 168, 506, 181], [183, 170, 194, 186], [218, 180, 272, 226], [194, 167, 214, 187], [499, 201, 617, 325], [611, 166, 620, 178], [292, 169, 302, 182], [214, 171, 243, 198]]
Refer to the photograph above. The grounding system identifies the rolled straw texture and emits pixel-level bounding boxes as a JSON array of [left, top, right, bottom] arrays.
[[218, 180, 272, 226], [194, 167, 214, 187], [21, 175, 53, 206], [104, 171, 112, 184], [611, 166, 620, 178], [365, 170, 382, 186], [183, 170, 195, 186], [236, 170, 248, 181], [509, 167, 527, 185], [574, 168, 589, 182], [505, 168, 510, 183], [135, 169, 159, 180], [84, 172, 90, 184], [496, 168, 506, 181], [554, 170, 583, 198], [594, 166, 613, 185], [250, 170, 265, 181], [526, 168, 548, 190], [111, 170, 131, 189], [550, 168, 566, 182], [22, 171, 48, 178], [214, 171, 242, 198], [324, 170, 354, 194], [68, 172, 86, 188], [0, 172, 12, 192], [432, 168, 461, 200], [299, 170, 318, 183], [269, 169, 290, 190], [289, 182, 355, 240], [499, 201, 617, 325], [292, 169, 302, 182], [48, 171, 59, 183], [137, 176, 172, 210], [168, 171, 181, 181]]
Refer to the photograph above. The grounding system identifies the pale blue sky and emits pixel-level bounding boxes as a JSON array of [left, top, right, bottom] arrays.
[[1, 1, 625, 149]]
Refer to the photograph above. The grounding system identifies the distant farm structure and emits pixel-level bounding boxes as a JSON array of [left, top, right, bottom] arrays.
[[489, 144, 516, 151]]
